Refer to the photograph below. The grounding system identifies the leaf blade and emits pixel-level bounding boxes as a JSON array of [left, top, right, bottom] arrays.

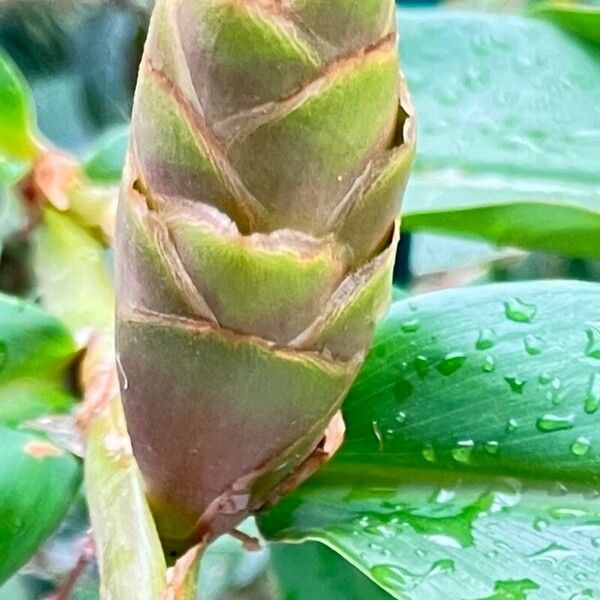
[[259, 280, 600, 599]]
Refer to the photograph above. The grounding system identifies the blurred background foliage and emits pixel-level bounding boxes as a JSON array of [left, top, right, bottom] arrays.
[[0, 0, 599, 598]]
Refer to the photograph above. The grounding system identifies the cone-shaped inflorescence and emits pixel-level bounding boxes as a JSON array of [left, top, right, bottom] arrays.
[[116, 0, 415, 552]]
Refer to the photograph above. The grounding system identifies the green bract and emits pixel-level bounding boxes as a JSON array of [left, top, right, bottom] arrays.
[[116, 0, 414, 550]]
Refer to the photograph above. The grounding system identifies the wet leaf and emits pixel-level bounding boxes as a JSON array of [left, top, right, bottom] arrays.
[[399, 11, 600, 258], [259, 281, 600, 598], [0, 426, 81, 585]]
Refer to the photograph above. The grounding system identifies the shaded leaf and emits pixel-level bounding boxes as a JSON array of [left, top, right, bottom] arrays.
[[0, 293, 76, 426], [399, 10, 600, 258], [270, 541, 392, 600], [0, 47, 38, 159], [259, 281, 600, 598], [0, 426, 81, 585]]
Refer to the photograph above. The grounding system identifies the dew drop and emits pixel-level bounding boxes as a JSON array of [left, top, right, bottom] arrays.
[[414, 355, 429, 379], [476, 328, 497, 350], [482, 355, 496, 373], [528, 542, 577, 566], [396, 411, 407, 424], [433, 488, 456, 504], [395, 379, 414, 403], [585, 325, 600, 359], [524, 335, 545, 355], [591, 537, 600, 548], [452, 440, 474, 464], [539, 373, 551, 385], [505, 375, 526, 394], [584, 373, 600, 414], [504, 298, 537, 323], [422, 444, 435, 463], [551, 377, 562, 390], [484, 441, 500, 455], [533, 517, 549, 532], [536, 414, 575, 433], [506, 418, 519, 433], [571, 437, 591, 457], [401, 319, 420, 334], [437, 352, 467, 376]]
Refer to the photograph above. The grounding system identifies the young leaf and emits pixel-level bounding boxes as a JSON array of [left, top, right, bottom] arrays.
[[33, 207, 115, 336], [399, 11, 600, 258], [531, 1, 600, 45], [0, 47, 38, 160], [0, 293, 77, 426], [259, 281, 600, 598], [0, 426, 81, 585]]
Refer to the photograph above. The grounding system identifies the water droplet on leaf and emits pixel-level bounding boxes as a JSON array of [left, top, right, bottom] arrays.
[[505, 375, 526, 394], [437, 352, 467, 376], [422, 444, 435, 463], [414, 355, 429, 379], [536, 414, 575, 432], [571, 437, 591, 457], [476, 328, 497, 350], [585, 373, 600, 414], [504, 298, 537, 323], [506, 418, 519, 433], [452, 440, 474, 463], [585, 325, 600, 359], [484, 441, 500, 455], [524, 335, 545, 355], [539, 373, 551, 385], [395, 379, 414, 402], [401, 319, 420, 334], [482, 355, 496, 373]]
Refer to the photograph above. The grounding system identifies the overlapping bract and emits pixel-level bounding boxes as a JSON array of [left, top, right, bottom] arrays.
[[116, 0, 414, 550]]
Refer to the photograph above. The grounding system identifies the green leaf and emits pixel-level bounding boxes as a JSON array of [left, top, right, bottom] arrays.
[[0, 47, 38, 160], [0, 293, 77, 426], [531, 1, 600, 45], [33, 207, 115, 336], [200, 520, 270, 600], [270, 542, 392, 600], [82, 126, 129, 184], [0, 426, 81, 585], [259, 280, 600, 598], [399, 10, 600, 258]]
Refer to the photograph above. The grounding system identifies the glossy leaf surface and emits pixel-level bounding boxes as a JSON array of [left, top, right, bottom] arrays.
[[400, 11, 600, 258], [260, 281, 600, 598], [0, 426, 81, 585]]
